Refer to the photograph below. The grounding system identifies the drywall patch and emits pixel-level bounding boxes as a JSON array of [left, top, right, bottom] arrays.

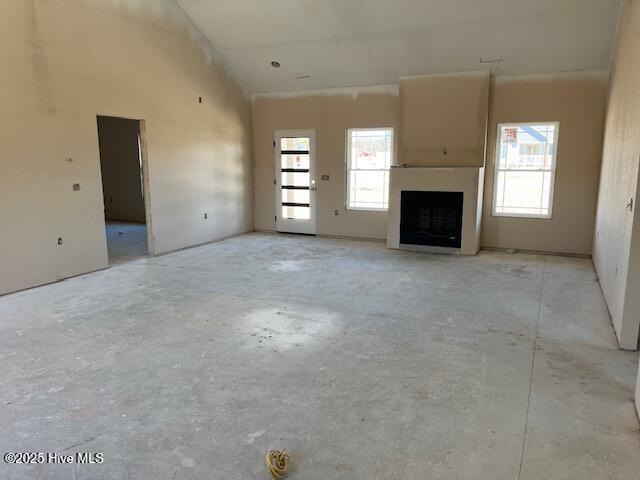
[[25, 0, 54, 113], [399, 70, 490, 167]]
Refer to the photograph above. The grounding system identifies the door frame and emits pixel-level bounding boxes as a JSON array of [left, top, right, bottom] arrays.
[[274, 129, 317, 235], [96, 115, 154, 261], [138, 119, 154, 255]]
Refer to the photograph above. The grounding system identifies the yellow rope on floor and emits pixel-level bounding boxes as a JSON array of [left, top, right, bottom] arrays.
[[266, 449, 289, 478]]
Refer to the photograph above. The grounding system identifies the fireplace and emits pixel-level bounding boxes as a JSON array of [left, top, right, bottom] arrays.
[[400, 191, 464, 249], [388, 167, 483, 255]]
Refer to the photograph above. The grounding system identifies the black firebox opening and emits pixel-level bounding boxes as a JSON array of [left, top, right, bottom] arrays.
[[400, 191, 464, 248]]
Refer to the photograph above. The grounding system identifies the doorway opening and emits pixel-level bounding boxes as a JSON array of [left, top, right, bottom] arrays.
[[97, 115, 152, 265]]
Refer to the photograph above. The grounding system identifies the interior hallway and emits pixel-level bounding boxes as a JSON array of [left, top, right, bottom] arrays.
[[105, 221, 148, 265], [1, 233, 638, 480]]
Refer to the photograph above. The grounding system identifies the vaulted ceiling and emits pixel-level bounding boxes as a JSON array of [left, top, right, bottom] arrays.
[[177, 0, 620, 93]]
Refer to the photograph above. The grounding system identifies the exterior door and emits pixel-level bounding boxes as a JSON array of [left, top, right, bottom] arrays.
[[274, 129, 317, 234]]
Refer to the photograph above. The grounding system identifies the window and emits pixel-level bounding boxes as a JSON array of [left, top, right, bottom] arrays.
[[492, 122, 559, 218], [346, 128, 393, 211]]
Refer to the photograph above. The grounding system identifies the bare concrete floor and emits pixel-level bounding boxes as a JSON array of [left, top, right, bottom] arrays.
[[1, 233, 638, 479], [105, 221, 148, 265]]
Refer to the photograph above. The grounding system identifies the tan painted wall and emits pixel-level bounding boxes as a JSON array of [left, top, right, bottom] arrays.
[[97, 116, 145, 223], [0, 0, 252, 295], [399, 71, 490, 167], [593, 0, 640, 352], [482, 72, 608, 255], [253, 74, 606, 257], [252, 87, 399, 239]]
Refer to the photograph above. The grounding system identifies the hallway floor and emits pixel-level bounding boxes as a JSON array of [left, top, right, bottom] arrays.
[[1, 233, 638, 479], [105, 221, 148, 265]]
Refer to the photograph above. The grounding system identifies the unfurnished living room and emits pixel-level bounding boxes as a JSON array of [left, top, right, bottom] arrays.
[[1, 1, 640, 479]]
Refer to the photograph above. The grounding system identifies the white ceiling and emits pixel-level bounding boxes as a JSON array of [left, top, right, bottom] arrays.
[[177, 0, 620, 93]]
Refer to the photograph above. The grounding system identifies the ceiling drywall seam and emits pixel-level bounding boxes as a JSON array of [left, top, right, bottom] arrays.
[[399, 69, 490, 82], [493, 69, 610, 83], [251, 84, 399, 101], [251, 70, 608, 100]]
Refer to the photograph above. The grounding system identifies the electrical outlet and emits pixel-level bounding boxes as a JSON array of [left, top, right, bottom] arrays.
[[334, 210, 339, 216], [57, 237, 63, 245], [204, 213, 208, 219], [72, 183, 80, 191]]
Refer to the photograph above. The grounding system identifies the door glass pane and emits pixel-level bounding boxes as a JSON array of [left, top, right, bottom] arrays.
[[281, 154, 309, 170], [281, 137, 309, 152], [282, 189, 310, 204], [281, 171, 310, 187], [282, 206, 310, 220]]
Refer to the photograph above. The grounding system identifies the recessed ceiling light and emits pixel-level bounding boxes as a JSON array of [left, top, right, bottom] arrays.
[[270, 61, 281, 68], [479, 56, 504, 64]]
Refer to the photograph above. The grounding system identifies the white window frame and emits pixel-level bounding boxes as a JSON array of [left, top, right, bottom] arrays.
[[492, 121, 560, 219], [345, 127, 394, 212]]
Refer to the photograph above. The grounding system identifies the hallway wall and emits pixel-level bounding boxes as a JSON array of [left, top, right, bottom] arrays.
[[593, 0, 640, 351], [0, 0, 253, 295]]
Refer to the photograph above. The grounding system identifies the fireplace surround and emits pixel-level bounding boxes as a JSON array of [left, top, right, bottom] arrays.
[[387, 166, 484, 255]]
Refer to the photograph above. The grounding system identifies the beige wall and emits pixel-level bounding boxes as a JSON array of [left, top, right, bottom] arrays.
[[399, 71, 490, 167], [252, 87, 399, 240], [593, 0, 640, 352], [253, 73, 607, 256], [0, 0, 252, 295], [482, 72, 608, 255], [97, 116, 145, 223]]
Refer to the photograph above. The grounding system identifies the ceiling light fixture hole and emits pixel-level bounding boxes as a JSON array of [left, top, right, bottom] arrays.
[[270, 61, 281, 68]]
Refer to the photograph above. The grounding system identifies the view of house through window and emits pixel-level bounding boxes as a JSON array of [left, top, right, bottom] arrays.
[[493, 122, 559, 218], [346, 128, 393, 211]]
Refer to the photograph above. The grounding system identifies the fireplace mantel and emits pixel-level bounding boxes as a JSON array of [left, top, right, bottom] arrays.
[[387, 166, 485, 255]]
